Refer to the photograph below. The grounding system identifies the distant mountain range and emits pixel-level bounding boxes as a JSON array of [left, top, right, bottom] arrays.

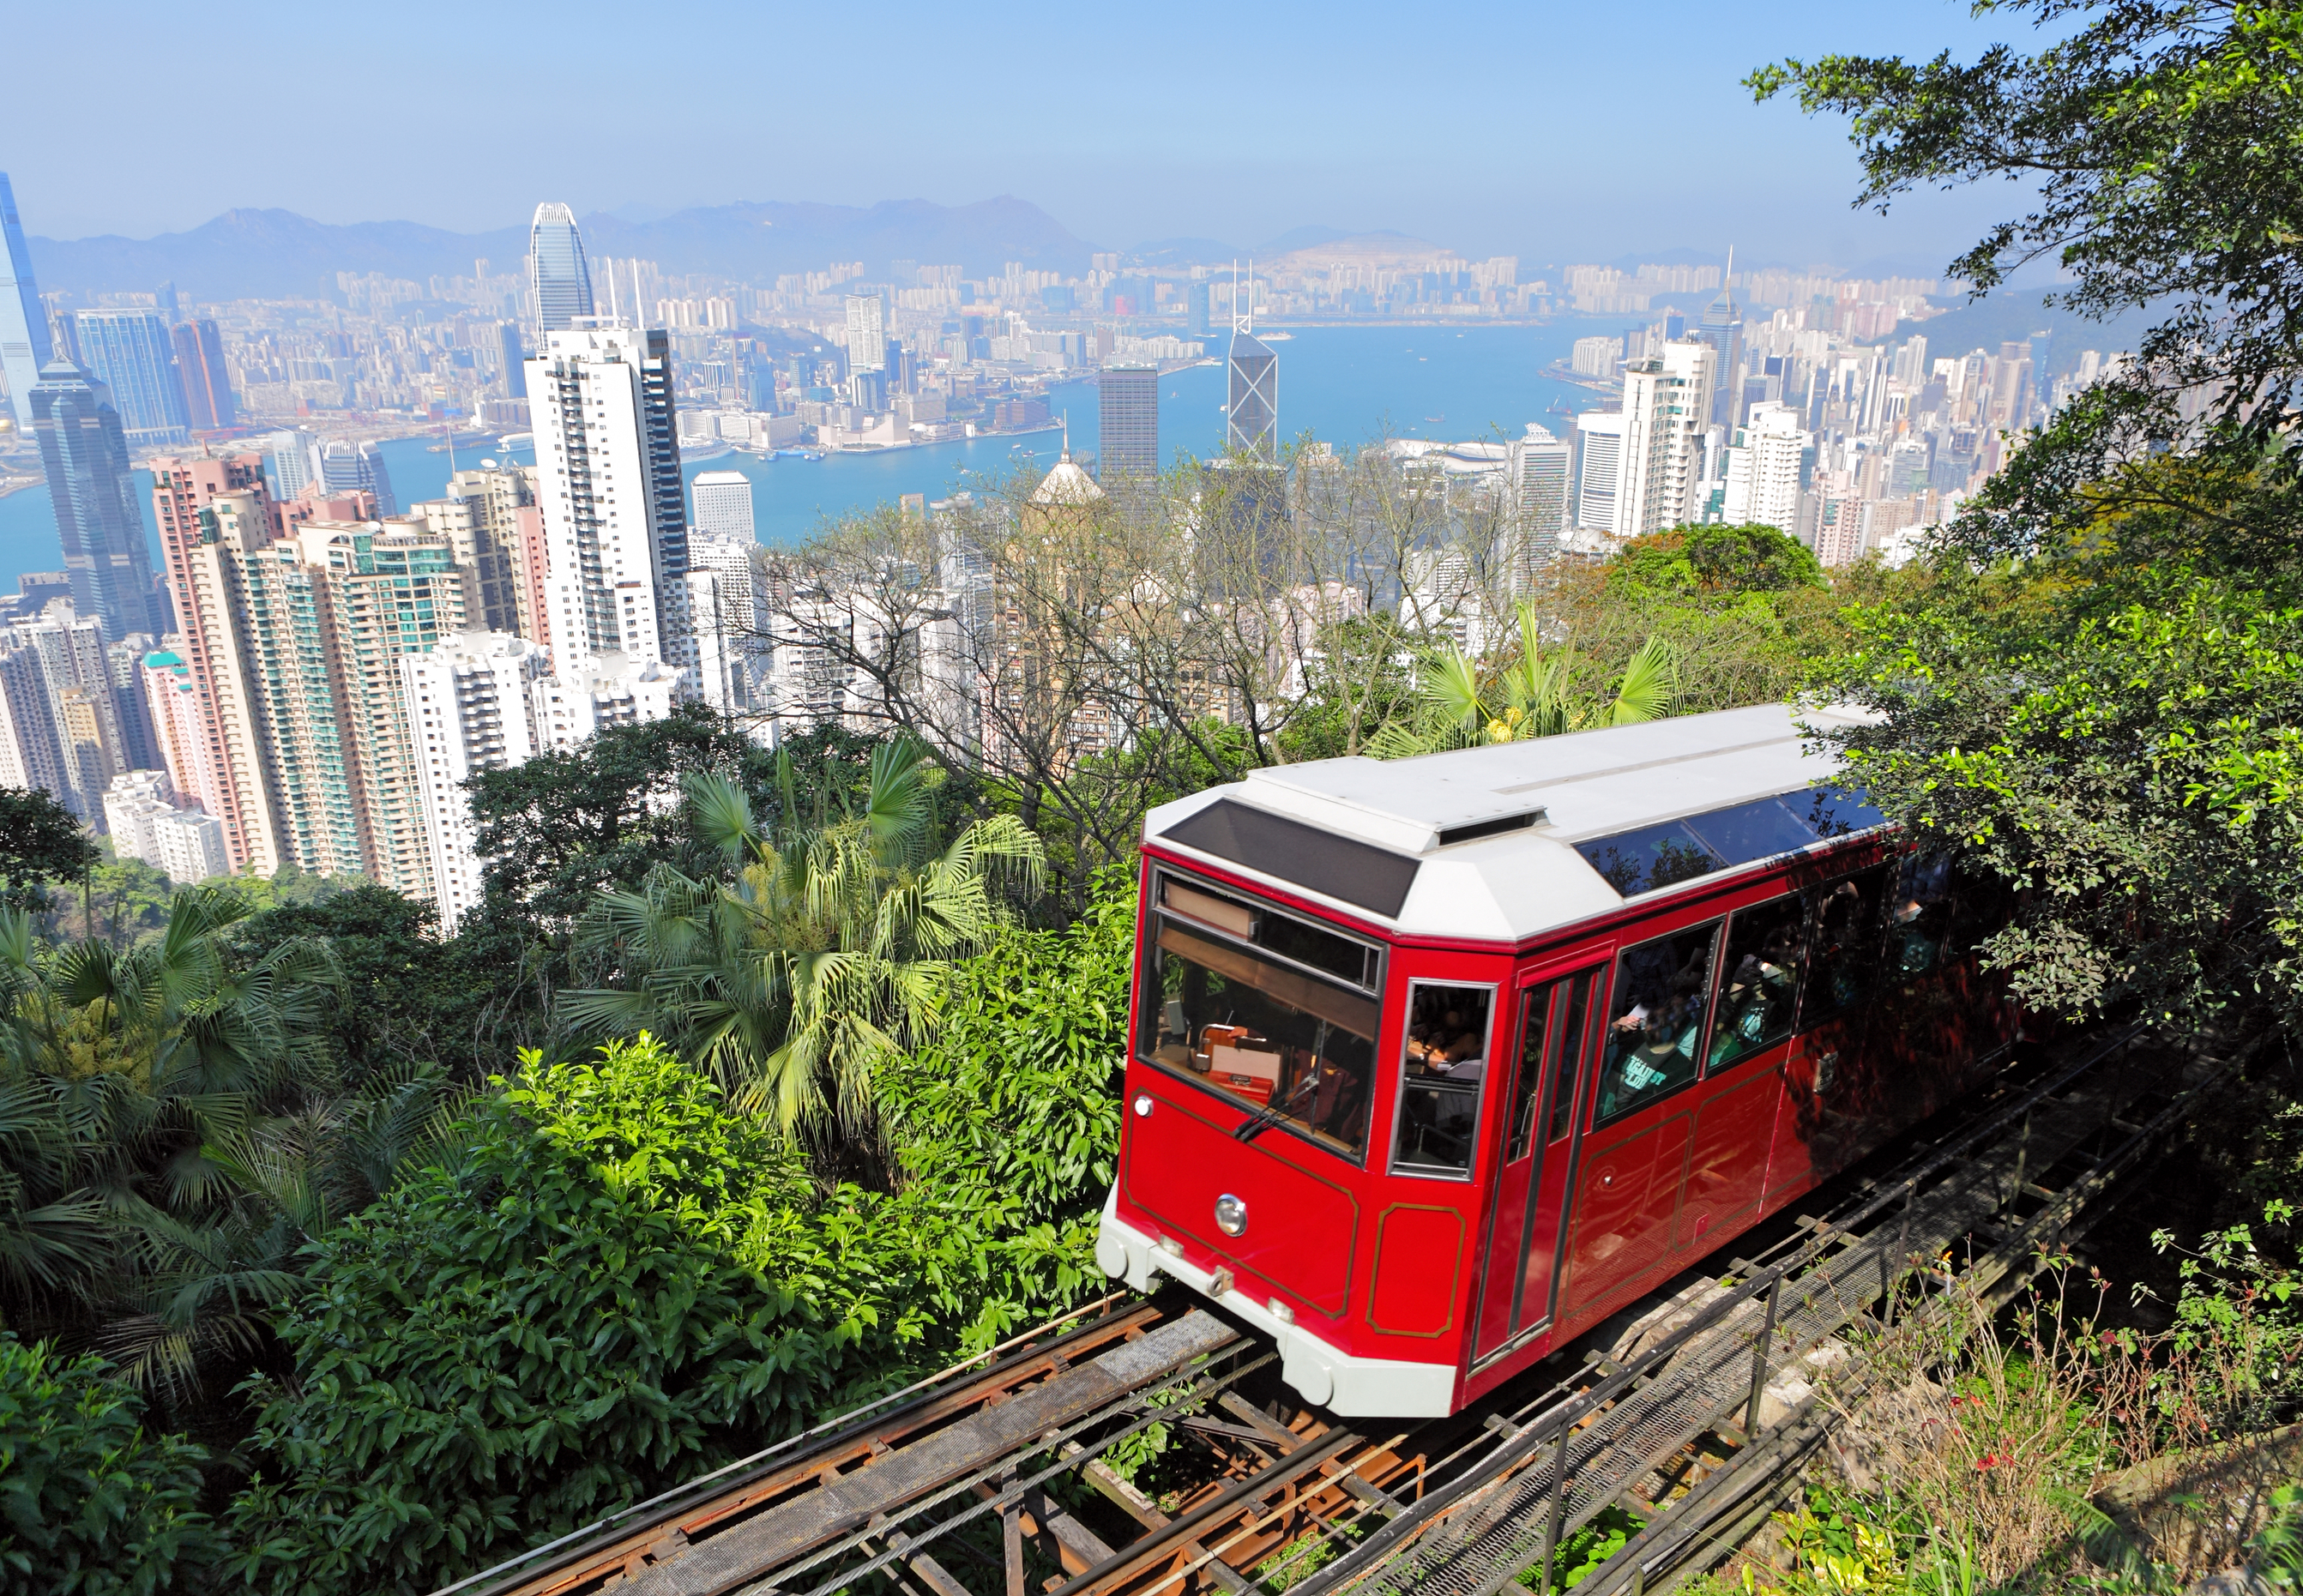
[[27, 196, 1099, 303]]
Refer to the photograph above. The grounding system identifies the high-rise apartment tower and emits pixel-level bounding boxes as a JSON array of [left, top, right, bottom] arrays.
[[526, 323, 696, 689]]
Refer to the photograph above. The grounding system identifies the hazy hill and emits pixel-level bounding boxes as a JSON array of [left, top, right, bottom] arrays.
[[29, 196, 1096, 302]]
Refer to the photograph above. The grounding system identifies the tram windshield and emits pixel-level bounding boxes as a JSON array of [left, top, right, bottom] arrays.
[[1139, 876, 1383, 1160]]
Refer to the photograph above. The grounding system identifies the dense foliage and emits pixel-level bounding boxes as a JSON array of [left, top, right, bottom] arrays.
[[214, 876, 1132, 1594], [0, 786, 98, 913], [0, 1335, 220, 1596]]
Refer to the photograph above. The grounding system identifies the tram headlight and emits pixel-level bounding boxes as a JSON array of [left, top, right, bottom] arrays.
[[1132, 1093, 1154, 1117], [1214, 1193, 1248, 1238]]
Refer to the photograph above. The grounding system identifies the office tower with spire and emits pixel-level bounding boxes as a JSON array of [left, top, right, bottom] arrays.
[[0, 172, 52, 431], [526, 322, 697, 690], [73, 310, 190, 446], [1695, 248, 1745, 427], [28, 358, 163, 641], [528, 202, 595, 334], [1098, 365, 1159, 479], [1224, 266, 1278, 462], [170, 319, 236, 431]]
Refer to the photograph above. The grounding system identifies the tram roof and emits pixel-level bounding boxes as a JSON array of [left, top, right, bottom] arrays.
[[1142, 702, 1887, 943]]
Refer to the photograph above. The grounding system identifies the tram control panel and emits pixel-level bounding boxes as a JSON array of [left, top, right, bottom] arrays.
[[1096, 702, 2017, 1418]]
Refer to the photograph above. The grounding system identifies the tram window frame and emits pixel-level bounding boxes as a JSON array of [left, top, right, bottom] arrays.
[[1886, 852, 1957, 980], [1155, 871, 1384, 993], [1593, 919, 1725, 1129], [1137, 870, 1388, 1165], [1796, 865, 1890, 1032], [1507, 970, 1596, 1164], [1389, 979, 1498, 1181], [1705, 895, 1808, 1075]]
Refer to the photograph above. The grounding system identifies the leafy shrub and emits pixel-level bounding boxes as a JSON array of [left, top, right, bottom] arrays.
[[222, 1037, 851, 1593], [221, 878, 1139, 1596], [0, 1335, 219, 1596]]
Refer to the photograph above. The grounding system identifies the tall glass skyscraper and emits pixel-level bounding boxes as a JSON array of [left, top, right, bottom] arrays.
[[170, 318, 236, 431], [1098, 365, 1159, 479], [528, 202, 595, 334], [0, 172, 55, 431], [74, 310, 190, 447], [1226, 328, 1278, 462], [317, 438, 397, 515], [28, 358, 162, 640]]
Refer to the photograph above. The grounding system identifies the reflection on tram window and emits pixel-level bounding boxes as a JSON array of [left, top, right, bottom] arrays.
[[1708, 897, 1806, 1070], [1575, 822, 1724, 897], [1799, 867, 1888, 1029], [1139, 917, 1380, 1160], [1393, 983, 1494, 1177], [1890, 853, 1956, 977], [1595, 923, 1721, 1124]]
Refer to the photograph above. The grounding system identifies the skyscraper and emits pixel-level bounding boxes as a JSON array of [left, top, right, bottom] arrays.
[[1226, 330, 1278, 461], [690, 470, 756, 541], [844, 294, 887, 372], [150, 457, 287, 874], [316, 439, 397, 515], [527, 323, 697, 688], [73, 310, 190, 446], [1510, 423, 1573, 587], [1098, 366, 1159, 479], [1573, 411, 1626, 533], [28, 358, 162, 641], [1695, 250, 1745, 428], [170, 319, 236, 431], [528, 202, 595, 334], [0, 172, 52, 431], [401, 631, 551, 933], [1618, 341, 1718, 539], [262, 429, 316, 500], [496, 322, 528, 399], [1186, 281, 1211, 339], [414, 467, 530, 635]]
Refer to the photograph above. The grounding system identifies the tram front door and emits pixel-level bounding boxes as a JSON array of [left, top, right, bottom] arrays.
[[1471, 961, 1604, 1364]]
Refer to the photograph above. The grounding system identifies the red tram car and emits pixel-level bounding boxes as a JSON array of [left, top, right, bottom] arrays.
[[1094, 704, 2015, 1418]]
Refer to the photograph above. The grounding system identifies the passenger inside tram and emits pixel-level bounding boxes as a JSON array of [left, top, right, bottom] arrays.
[[1394, 985, 1492, 1174], [1597, 924, 1720, 1122]]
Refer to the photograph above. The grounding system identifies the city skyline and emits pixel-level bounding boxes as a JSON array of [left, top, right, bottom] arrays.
[[4, 2, 2049, 270]]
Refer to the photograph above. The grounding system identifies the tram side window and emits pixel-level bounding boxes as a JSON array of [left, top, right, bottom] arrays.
[[1708, 897, 1806, 1071], [1392, 984, 1494, 1177], [1595, 923, 1721, 1125], [1889, 853, 1956, 978], [1798, 867, 1889, 1030], [1140, 918, 1381, 1160]]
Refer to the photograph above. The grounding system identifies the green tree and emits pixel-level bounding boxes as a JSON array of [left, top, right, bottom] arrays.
[[1748, 5, 2303, 1045], [463, 708, 877, 940], [1372, 602, 1676, 756], [0, 1335, 220, 1596], [0, 786, 96, 915], [1604, 522, 1824, 599], [564, 738, 1043, 1140]]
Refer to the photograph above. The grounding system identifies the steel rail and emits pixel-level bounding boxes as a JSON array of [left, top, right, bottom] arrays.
[[444, 1293, 1153, 1596]]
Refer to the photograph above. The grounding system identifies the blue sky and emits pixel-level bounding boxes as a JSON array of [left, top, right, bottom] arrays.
[[9, 1, 2045, 272]]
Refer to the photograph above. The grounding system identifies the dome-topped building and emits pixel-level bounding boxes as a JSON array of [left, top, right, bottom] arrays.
[[1030, 449, 1106, 507]]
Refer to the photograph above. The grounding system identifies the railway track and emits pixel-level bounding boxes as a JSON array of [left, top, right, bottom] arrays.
[[440, 1025, 2239, 1596]]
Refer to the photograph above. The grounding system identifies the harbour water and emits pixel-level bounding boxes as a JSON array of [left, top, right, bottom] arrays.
[[0, 320, 1613, 588]]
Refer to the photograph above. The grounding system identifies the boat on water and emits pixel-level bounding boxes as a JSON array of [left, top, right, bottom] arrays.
[[678, 436, 734, 461], [773, 449, 825, 461]]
